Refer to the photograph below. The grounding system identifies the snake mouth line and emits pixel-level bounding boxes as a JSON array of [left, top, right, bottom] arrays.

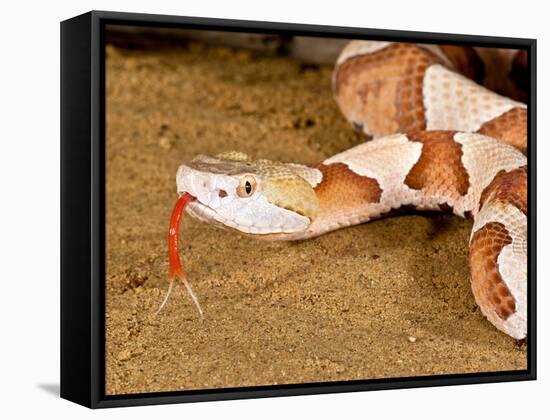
[[181, 192, 310, 237], [181, 193, 257, 234], [184, 198, 226, 227], [185, 200, 264, 234]]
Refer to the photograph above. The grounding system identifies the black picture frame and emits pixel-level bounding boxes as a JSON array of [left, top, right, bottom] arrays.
[[60, 10, 537, 409]]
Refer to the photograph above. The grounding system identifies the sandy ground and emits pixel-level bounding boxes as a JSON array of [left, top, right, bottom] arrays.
[[105, 40, 526, 395]]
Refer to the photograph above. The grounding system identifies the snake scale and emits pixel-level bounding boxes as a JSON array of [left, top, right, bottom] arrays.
[[169, 41, 528, 340]]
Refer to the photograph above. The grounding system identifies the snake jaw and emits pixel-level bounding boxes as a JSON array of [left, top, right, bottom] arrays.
[[184, 193, 311, 235]]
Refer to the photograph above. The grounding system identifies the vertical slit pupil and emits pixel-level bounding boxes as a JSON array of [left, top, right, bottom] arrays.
[[245, 181, 252, 194]]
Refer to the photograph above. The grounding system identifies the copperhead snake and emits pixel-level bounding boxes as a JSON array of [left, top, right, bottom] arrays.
[[166, 41, 528, 340]]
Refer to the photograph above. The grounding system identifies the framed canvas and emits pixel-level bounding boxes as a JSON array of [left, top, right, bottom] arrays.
[[60, 10, 536, 408]]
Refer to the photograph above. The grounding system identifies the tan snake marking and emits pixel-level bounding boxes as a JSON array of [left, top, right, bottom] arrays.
[[172, 41, 528, 340]]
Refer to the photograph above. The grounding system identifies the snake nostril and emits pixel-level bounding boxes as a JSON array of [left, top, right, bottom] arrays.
[[218, 189, 227, 198]]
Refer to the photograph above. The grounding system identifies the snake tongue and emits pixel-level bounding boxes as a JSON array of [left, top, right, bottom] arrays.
[[168, 193, 194, 279], [156, 193, 204, 317]]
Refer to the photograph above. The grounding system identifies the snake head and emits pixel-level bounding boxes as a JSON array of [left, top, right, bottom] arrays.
[[176, 151, 320, 236]]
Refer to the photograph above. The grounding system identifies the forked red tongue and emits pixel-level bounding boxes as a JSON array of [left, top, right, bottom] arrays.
[[156, 193, 203, 317]]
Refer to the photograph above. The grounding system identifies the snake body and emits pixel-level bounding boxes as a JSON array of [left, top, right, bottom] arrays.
[[176, 41, 528, 340]]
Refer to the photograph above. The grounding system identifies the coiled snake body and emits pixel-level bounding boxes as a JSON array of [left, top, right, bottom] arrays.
[[174, 41, 528, 340]]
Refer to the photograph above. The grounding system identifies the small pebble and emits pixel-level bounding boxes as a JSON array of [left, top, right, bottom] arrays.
[[159, 136, 172, 150], [117, 349, 131, 361], [408, 336, 417, 343]]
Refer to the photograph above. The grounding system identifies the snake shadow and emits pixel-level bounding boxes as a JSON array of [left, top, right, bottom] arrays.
[[404, 212, 505, 344], [359, 211, 487, 343]]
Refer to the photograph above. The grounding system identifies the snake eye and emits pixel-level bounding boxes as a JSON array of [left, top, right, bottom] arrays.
[[237, 175, 257, 197]]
